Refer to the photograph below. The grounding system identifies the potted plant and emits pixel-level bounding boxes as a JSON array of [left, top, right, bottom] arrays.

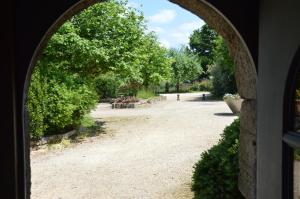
[[223, 93, 243, 114]]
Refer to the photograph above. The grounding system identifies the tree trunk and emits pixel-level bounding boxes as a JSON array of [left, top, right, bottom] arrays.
[[165, 82, 169, 93], [176, 82, 180, 93]]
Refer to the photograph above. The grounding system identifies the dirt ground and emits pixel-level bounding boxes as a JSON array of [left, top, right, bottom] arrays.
[[30, 92, 237, 199]]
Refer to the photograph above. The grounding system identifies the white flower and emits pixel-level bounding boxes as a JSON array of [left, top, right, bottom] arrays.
[[223, 93, 241, 100]]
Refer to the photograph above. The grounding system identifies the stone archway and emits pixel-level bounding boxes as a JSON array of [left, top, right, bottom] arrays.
[[24, 1, 257, 198]]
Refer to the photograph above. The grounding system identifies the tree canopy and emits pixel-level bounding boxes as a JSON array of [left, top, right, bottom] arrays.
[[27, 0, 236, 139], [209, 36, 236, 97], [189, 24, 218, 78], [168, 47, 203, 92], [27, 0, 171, 139]]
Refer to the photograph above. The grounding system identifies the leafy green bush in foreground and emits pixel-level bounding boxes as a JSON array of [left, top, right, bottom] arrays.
[[192, 118, 244, 199]]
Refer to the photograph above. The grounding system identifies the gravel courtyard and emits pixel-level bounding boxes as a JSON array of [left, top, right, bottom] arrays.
[[30, 92, 237, 199]]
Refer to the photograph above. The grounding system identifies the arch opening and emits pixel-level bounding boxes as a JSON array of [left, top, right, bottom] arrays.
[[23, 1, 258, 198]]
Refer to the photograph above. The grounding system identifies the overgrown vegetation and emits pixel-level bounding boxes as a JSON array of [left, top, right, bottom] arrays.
[[27, 0, 171, 139], [27, 0, 237, 140], [167, 47, 203, 92], [192, 119, 244, 199], [189, 25, 237, 97], [137, 89, 156, 99]]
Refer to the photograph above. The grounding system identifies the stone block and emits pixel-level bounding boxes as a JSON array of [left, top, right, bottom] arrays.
[[239, 163, 256, 199], [241, 100, 257, 136], [239, 99, 257, 199], [239, 129, 256, 170]]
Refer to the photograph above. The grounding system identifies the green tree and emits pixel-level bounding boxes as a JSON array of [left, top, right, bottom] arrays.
[[27, 0, 172, 138], [169, 47, 203, 92], [189, 24, 218, 78], [209, 37, 237, 97], [137, 33, 172, 89]]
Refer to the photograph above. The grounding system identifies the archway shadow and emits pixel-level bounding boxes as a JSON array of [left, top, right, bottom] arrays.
[[183, 94, 222, 102], [214, 112, 236, 116], [184, 98, 221, 102]]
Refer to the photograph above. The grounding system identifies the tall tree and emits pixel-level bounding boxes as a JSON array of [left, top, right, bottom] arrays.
[[137, 33, 172, 89], [209, 37, 236, 97], [189, 24, 218, 78], [27, 0, 172, 139], [169, 47, 203, 92]]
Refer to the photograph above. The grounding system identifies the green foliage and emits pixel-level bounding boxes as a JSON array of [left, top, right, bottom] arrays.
[[27, 63, 98, 138], [189, 24, 236, 96], [295, 149, 300, 161], [168, 47, 203, 92], [198, 80, 213, 91], [296, 89, 300, 99], [189, 24, 218, 77], [27, 1, 172, 139], [27, 69, 48, 140], [136, 88, 156, 99], [138, 33, 172, 89], [192, 118, 243, 199], [209, 37, 237, 97], [95, 73, 121, 99], [80, 115, 96, 129]]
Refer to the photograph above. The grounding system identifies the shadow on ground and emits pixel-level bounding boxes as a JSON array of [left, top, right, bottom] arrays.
[[183, 95, 222, 102], [70, 120, 107, 143], [214, 113, 236, 116]]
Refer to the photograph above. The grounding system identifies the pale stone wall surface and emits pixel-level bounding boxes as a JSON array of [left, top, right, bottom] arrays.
[[169, 1, 257, 198]]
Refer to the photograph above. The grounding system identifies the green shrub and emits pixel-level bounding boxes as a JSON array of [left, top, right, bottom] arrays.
[[209, 37, 237, 97], [192, 118, 244, 199], [210, 63, 237, 97], [27, 71, 48, 140], [295, 149, 300, 161], [27, 65, 98, 139], [95, 73, 121, 99], [137, 89, 156, 99], [189, 83, 200, 91], [198, 79, 213, 91]]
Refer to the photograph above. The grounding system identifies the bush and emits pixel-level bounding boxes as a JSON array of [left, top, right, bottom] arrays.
[[95, 73, 121, 99], [189, 83, 200, 91], [198, 80, 213, 91], [137, 89, 156, 99], [295, 149, 300, 161], [192, 118, 244, 199], [210, 63, 237, 97], [27, 66, 98, 139]]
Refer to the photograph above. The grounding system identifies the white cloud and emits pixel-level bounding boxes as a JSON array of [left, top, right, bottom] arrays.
[[179, 21, 204, 31], [127, 1, 139, 9], [148, 9, 176, 23], [148, 26, 165, 33], [167, 20, 205, 46], [171, 32, 190, 44], [159, 39, 171, 49]]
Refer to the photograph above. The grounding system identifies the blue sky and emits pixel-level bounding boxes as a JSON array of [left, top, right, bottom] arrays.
[[128, 0, 205, 49]]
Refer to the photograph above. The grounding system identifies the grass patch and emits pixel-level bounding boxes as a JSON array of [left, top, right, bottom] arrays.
[[80, 115, 96, 128], [137, 89, 156, 99], [40, 116, 106, 150]]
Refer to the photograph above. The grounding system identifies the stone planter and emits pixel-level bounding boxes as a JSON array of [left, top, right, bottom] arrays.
[[223, 94, 243, 114]]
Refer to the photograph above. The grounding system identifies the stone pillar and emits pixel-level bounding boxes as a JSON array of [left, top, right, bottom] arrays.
[[239, 100, 257, 199]]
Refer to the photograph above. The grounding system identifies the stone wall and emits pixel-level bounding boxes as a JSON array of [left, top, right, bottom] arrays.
[[169, 1, 257, 198], [239, 100, 257, 199]]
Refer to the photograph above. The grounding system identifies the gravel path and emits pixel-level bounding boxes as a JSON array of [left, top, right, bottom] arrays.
[[30, 92, 237, 199]]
